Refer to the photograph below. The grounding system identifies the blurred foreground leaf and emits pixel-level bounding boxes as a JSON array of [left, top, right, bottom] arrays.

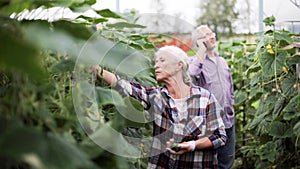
[[0, 23, 45, 80], [0, 118, 97, 169]]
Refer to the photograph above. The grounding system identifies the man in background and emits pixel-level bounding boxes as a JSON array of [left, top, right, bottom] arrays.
[[189, 25, 235, 169]]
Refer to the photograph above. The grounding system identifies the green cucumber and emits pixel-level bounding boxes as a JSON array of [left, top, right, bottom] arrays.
[[171, 143, 181, 152]]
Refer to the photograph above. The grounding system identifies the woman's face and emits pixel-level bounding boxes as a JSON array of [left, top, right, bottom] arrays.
[[154, 53, 179, 83]]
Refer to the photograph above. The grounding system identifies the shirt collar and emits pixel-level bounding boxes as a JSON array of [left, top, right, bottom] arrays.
[[160, 85, 202, 99], [204, 51, 219, 60]]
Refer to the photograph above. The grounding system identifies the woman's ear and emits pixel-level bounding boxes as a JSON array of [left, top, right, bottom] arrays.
[[177, 61, 184, 71]]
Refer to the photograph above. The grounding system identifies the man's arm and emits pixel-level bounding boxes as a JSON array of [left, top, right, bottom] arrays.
[[188, 57, 203, 76]]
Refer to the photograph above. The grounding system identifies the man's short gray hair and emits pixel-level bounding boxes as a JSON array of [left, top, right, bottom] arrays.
[[191, 25, 209, 49], [155, 46, 191, 84]]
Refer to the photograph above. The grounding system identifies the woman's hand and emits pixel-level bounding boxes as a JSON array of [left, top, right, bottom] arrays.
[[89, 65, 117, 85], [90, 65, 103, 78], [166, 138, 195, 155]]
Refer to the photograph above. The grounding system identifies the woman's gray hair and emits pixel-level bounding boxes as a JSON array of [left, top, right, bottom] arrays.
[[155, 45, 191, 84], [191, 25, 208, 49]]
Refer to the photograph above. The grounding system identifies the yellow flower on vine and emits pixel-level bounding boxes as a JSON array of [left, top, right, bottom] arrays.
[[267, 49, 274, 54], [266, 44, 274, 54], [283, 66, 288, 73]]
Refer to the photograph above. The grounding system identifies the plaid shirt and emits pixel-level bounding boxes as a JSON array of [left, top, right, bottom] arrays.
[[114, 78, 227, 169]]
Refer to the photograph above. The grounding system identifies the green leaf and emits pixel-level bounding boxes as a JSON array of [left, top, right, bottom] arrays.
[[97, 42, 152, 78], [95, 87, 124, 106], [96, 8, 124, 19], [234, 90, 247, 105], [79, 138, 104, 158], [247, 63, 261, 77], [269, 121, 292, 138], [249, 87, 263, 99], [89, 123, 140, 157], [272, 96, 286, 118], [282, 94, 300, 120], [232, 39, 246, 45], [281, 77, 297, 97], [76, 15, 108, 24], [218, 41, 232, 50], [106, 22, 146, 29], [69, 0, 96, 9], [143, 42, 155, 49], [127, 34, 146, 41], [0, 121, 95, 169], [22, 22, 85, 58], [119, 97, 147, 127], [248, 94, 276, 133], [71, 34, 153, 80], [0, 26, 45, 80], [257, 94, 277, 115], [263, 15, 276, 27], [110, 108, 126, 132], [255, 141, 277, 162], [47, 0, 72, 7], [274, 32, 293, 44], [52, 20, 93, 40], [51, 59, 75, 73], [84, 0, 97, 6], [254, 35, 273, 56], [230, 45, 244, 54], [260, 50, 286, 77], [287, 54, 300, 66], [129, 42, 143, 50], [0, 1, 39, 14], [247, 111, 268, 130], [293, 121, 300, 137]]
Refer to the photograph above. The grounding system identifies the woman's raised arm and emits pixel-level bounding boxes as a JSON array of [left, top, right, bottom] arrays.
[[91, 65, 117, 85]]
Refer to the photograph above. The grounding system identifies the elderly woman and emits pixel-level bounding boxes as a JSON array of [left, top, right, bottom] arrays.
[[92, 45, 226, 169]]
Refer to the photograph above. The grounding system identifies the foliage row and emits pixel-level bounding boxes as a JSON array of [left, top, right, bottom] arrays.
[[219, 16, 300, 168]]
